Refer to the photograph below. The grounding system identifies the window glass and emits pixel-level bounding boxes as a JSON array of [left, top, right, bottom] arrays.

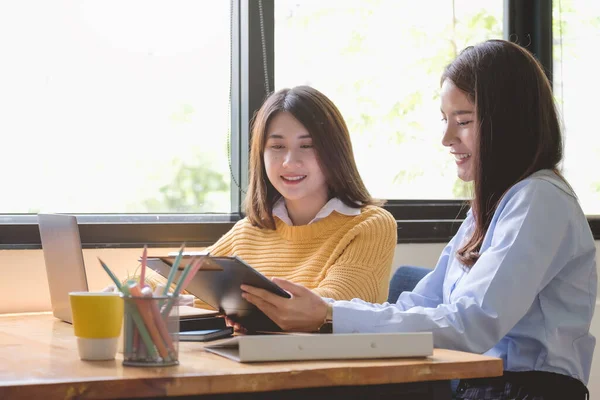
[[275, 0, 503, 200], [554, 0, 600, 215], [0, 1, 231, 213]]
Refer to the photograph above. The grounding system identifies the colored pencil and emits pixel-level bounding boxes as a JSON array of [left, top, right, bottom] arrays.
[[140, 245, 148, 288]]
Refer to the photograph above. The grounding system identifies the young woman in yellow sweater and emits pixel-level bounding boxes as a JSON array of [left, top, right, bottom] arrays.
[[205, 85, 397, 304]]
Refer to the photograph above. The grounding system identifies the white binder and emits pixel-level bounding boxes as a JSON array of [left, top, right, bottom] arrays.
[[204, 332, 433, 362]]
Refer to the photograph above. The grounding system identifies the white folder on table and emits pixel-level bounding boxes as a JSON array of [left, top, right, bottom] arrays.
[[204, 332, 433, 362]]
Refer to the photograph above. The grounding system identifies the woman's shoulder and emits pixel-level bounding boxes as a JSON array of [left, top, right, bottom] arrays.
[[208, 217, 275, 254], [232, 216, 266, 231], [232, 217, 284, 237], [506, 170, 577, 206], [497, 170, 584, 226], [358, 205, 397, 228]]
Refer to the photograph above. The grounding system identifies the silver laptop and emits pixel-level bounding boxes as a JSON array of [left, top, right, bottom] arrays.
[[38, 214, 89, 323]]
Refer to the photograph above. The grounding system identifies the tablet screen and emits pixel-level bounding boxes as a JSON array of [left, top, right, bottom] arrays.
[[147, 255, 290, 332]]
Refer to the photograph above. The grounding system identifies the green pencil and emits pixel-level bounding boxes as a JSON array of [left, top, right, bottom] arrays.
[[121, 285, 158, 361]]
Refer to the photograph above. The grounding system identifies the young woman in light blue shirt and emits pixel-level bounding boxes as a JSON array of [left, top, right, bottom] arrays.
[[240, 40, 597, 399]]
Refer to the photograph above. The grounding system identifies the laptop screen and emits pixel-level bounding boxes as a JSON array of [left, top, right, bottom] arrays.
[[38, 214, 88, 323]]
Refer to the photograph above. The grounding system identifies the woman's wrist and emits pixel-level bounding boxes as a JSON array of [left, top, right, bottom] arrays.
[[317, 303, 333, 333], [325, 302, 333, 322]]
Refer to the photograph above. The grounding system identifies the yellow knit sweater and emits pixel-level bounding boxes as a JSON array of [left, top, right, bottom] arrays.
[[205, 205, 397, 303]]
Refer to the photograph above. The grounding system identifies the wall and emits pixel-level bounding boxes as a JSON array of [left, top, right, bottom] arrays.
[[0, 246, 201, 314], [1, 242, 599, 395]]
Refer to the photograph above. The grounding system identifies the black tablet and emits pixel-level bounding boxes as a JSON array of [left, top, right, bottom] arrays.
[[146, 255, 291, 332]]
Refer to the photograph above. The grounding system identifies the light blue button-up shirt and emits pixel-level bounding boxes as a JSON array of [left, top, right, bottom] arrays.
[[331, 170, 597, 384]]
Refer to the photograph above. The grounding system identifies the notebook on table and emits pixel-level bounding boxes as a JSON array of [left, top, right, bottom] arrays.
[[178, 306, 225, 331], [178, 305, 219, 319], [204, 332, 433, 363]]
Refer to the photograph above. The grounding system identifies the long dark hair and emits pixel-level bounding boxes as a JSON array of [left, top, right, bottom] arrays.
[[441, 40, 563, 267], [245, 85, 382, 229]]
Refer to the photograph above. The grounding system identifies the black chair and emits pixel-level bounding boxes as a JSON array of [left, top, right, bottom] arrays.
[[387, 266, 431, 303]]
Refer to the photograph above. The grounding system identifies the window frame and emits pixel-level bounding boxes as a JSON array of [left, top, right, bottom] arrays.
[[0, 0, 598, 250]]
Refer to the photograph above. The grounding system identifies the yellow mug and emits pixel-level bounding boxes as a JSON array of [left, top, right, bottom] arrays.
[[69, 292, 124, 360]]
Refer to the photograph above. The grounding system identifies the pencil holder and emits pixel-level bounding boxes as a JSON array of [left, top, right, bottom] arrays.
[[122, 294, 180, 367]]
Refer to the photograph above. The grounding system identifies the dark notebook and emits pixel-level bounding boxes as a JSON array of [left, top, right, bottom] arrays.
[[180, 316, 227, 332], [178, 327, 233, 342]]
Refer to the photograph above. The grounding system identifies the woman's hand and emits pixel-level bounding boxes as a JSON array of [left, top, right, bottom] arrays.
[[241, 278, 328, 332], [224, 316, 247, 334]]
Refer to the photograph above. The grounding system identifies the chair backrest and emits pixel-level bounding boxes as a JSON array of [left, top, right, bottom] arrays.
[[387, 266, 431, 303]]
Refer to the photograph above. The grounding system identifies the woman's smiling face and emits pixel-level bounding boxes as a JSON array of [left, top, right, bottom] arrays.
[[440, 79, 479, 182], [263, 111, 328, 210]]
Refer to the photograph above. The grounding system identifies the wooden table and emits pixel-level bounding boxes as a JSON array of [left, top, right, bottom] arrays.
[[0, 313, 502, 400]]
